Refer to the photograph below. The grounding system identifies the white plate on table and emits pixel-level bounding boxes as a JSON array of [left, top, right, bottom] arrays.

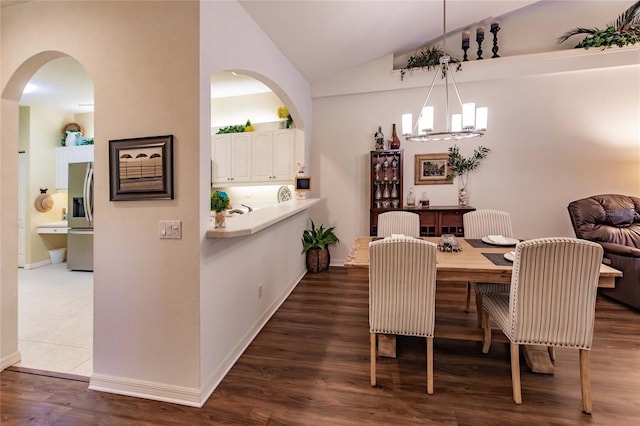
[[481, 236, 519, 246], [504, 251, 516, 262]]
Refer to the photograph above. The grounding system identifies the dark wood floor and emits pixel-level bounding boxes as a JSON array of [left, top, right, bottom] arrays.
[[2, 267, 639, 425]]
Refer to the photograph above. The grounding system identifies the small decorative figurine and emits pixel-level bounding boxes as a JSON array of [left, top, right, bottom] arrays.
[[374, 126, 384, 151]]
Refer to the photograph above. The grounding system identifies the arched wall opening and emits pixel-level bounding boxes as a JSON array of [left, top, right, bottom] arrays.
[[209, 69, 306, 208], [1, 51, 95, 374]]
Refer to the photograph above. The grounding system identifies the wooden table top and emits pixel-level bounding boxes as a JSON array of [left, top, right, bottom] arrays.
[[343, 236, 621, 288]]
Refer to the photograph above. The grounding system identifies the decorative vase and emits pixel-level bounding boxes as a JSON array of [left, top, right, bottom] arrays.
[[306, 247, 330, 272], [389, 123, 401, 149], [458, 187, 469, 207], [214, 211, 226, 228]]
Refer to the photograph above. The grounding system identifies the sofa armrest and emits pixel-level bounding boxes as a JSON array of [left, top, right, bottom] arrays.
[[600, 242, 640, 258]]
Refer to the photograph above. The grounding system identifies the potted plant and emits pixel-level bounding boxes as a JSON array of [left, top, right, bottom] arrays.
[[301, 219, 339, 273], [211, 190, 230, 228], [447, 144, 491, 207]]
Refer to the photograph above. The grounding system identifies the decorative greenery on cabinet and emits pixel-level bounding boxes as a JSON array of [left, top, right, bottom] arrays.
[[558, 0, 640, 49]]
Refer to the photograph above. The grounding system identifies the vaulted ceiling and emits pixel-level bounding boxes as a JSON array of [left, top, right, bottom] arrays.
[[15, 0, 541, 112]]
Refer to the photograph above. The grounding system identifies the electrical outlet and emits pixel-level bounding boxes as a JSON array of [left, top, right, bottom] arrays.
[[159, 220, 182, 239], [258, 283, 263, 298]]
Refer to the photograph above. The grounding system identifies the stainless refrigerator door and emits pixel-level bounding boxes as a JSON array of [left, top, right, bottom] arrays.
[[67, 229, 93, 271], [68, 162, 93, 229]]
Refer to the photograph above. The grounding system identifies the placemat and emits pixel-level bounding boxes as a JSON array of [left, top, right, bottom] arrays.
[[482, 252, 513, 266], [466, 238, 495, 248]]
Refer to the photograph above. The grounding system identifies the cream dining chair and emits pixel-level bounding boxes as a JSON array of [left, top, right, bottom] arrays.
[[481, 237, 603, 413], [376, 211, 420, 238], [369, 236, 437, 394], [463, 209, 514, 326]]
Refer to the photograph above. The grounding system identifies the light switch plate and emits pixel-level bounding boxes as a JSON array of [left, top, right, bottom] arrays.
[[159, 220, 182, 239]]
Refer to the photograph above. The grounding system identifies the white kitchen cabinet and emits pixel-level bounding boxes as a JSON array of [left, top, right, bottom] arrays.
[[212, 129, 303, 187], [55, 145, 94, 190], [252, 129, 298, 182], [211, 133, 251, 184]]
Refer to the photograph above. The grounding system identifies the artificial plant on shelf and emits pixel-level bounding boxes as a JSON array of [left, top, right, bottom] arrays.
[[301, 219, 339, 273], [447, 145, 491, 207], [558, 0, 640, 50], [400, 45, 462, 81], [277, 106, 294, 129], [210, 190, 230, 228]]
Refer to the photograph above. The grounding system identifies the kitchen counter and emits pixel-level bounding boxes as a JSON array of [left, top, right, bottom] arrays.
[[37, 221, 69, 234], [206, 198, 320, 238]]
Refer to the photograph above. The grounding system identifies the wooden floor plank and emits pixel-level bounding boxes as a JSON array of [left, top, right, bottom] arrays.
[[2, 267, 639, 425]]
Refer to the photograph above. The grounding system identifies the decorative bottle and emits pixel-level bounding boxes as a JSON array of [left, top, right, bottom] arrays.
[[374, 126, 384, 151], [420, 191, 430, 207], [389, 124, 401, 149], [407, 187, 416, 207]]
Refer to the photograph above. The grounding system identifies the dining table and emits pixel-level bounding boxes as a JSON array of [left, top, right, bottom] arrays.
[[343, 236, 623, 374]]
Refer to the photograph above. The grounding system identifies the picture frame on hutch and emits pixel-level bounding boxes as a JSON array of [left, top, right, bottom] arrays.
[[414, 153, 453, 185]]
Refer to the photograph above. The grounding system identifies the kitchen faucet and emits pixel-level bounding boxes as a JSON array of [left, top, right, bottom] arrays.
[[241, 204, 253, 212]]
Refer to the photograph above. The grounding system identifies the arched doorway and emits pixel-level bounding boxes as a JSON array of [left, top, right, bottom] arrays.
[[1, 52, 95, 376], [209, 70, 305, 206]]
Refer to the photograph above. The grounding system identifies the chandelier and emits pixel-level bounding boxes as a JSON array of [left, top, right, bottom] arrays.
[[402, 0, 488, 142]]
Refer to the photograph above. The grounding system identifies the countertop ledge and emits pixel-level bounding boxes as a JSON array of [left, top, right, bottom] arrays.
[[206, 198, 321, 238], [37, 221, 68, 228]]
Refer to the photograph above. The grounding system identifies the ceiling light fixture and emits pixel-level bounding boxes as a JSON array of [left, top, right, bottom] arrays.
[[402, 0, 487, 142], [22, 83, 37, 94]]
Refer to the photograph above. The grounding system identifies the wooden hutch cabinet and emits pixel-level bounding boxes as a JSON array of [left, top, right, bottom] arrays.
[[369, 150, 475, 237]]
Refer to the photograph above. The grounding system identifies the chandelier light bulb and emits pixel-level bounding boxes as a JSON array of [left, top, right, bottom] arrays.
[[462, 102, 476, 129], [476, 107, 488, 130], [420, 106, 434, 133], [452, 114, 462, 132]]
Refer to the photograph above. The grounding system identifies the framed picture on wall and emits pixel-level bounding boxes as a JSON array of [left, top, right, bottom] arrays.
[[109, 135, 174, 201], [414, 153, 453, 185]]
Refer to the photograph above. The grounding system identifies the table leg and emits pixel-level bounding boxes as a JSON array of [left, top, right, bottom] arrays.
[[522, 345, 554, 374], [377, 334, 396, 358]]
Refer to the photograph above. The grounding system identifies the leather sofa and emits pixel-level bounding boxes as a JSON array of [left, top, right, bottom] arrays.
[[568, 194, 640, 310]]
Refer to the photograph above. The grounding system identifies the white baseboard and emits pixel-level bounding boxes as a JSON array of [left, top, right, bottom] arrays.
[[199, 267, 306, 406], [89, 269, 306, 408], [23, 259, 52, 270], [1, 351, 21, 371], [89, 374, 202, 407]]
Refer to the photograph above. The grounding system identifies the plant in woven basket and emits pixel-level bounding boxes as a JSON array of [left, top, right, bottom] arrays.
[[301, 219, 339, 273]]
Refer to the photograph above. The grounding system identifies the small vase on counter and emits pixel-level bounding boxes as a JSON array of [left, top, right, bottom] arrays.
[[214, 211, 226, 228]]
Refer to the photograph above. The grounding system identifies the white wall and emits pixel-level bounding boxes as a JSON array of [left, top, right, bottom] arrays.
[[311, 2, 640, 265], [212, 91, 283, 128], [199, 0, 312, 402], [2, 0, 202, 404]]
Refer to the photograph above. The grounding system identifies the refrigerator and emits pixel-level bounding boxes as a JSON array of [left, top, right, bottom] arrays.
[[67, 162, 94, 271]]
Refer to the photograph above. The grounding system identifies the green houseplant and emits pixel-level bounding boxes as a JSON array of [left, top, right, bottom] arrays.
[[400, 45, 462, 81], [558, 1, 640, 49], [301, 220, 339, 273], [211, 190, 230, 228], [447, 145, 491, 207]]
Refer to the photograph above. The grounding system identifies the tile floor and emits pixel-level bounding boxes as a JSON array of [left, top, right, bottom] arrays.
[[15, 262, 93, 377]]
